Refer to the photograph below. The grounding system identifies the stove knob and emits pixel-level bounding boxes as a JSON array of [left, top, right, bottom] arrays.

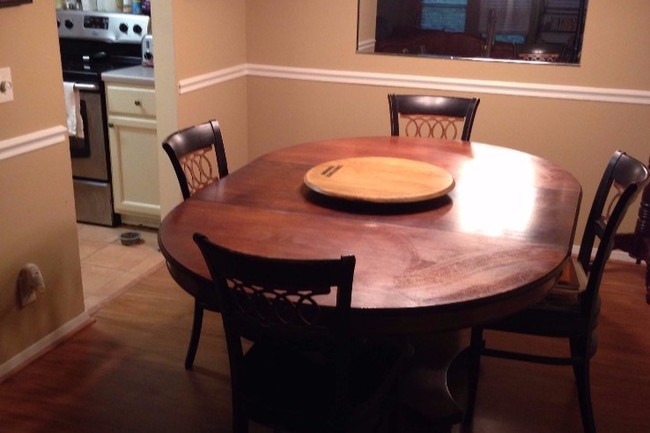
[[57, 18, 60, 28], [119, 23, 129, 33], [65, 19, 74, 29], [133, 24, 143, 35]]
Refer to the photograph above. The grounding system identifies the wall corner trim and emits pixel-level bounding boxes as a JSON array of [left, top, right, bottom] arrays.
[[0, 125, 68, 161]]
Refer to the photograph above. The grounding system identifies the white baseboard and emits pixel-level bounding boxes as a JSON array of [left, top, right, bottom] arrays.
[[0, 312, 94, 382], [572, 244, 639, 263]]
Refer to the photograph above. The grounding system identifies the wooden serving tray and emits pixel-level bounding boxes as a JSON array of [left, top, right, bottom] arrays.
[[304, 156, 454, 203]]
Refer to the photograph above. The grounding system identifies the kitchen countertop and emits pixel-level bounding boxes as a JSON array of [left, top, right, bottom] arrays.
[[102, 65, 155, 85]]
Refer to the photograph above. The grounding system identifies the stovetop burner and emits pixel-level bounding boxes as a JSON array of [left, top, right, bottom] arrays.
[[61, 60, 138, 83], [57, 9, 150, 43], [57, 9, 150, 82], [60, 39, 143, 82]]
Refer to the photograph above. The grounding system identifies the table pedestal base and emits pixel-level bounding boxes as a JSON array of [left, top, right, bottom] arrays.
[[394, 331, 469, 432]]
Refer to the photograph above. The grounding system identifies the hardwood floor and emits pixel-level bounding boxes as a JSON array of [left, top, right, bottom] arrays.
[[0, 260, 648, 433]]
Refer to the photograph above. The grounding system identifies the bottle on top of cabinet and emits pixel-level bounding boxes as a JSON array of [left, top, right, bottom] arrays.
[[80, 0, 97, 10], [96, 0, 119, 11]]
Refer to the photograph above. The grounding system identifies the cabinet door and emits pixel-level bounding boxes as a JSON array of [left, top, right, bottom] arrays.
[[108, 115, 160, 219]]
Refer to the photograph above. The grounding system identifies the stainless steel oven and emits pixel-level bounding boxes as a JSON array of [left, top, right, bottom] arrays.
[[68, 81, 116, 226], [57, 9, 150, 226]]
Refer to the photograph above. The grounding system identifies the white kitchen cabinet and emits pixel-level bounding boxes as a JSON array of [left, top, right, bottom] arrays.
[[106, 83, 160, 227]]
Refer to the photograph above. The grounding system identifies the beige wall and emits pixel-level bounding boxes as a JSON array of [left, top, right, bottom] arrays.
[[0, 2, 85, 367], [245, 0, 650, 235], [154, 0, 249, 215]]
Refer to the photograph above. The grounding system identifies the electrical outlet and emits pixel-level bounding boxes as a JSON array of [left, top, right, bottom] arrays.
[[17, 263, 45, 308], [0, 67, 14, 104]]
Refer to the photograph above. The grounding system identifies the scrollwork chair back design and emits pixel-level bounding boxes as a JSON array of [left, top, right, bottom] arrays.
[[228, 278, 326, 330], [388, 94, 480, 141], [162, 119, 229, 200], [518, 51, 560, 62], [180, 147, 220, 196], [401, 114, 462, 139]]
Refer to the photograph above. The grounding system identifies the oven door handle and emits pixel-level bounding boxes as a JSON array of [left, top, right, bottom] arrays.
[[73, 83, 100, 92]]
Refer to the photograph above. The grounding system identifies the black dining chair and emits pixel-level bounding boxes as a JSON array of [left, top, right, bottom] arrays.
[[465, 150, 650, 433], [162, 119, 229, 369], [193, 233, 412, 433], [388, 94, 480, 141], [162, 119, 229, 200]]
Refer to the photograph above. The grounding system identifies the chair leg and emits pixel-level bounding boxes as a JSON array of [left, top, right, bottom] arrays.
[[184, 300, 204, 370], [570, 338, 597, 433], [573, 359, 596, 433], [232, 401, 248, 433], [464, 327, 483, 424]]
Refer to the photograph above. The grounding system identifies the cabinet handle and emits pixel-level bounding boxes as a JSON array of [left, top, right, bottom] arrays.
[[108, 123, 114, 128], [134, 100, 141, 106]]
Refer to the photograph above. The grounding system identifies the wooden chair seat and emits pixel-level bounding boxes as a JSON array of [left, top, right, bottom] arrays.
[[545, 256, 589, 305]]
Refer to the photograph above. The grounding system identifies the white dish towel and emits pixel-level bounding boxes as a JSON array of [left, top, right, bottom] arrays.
[[63, 82, 85, 139]]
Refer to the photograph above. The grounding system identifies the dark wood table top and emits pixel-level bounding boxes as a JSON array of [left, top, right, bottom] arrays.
[[158, 136, 582, 336]]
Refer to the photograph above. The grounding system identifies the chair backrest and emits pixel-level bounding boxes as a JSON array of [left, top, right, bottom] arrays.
[[576, 151, 650, 310], [193, 233, 356, 408], [162, 120, 229, 200], [388, 94, 480, 140], [194, 233, 355, 346]]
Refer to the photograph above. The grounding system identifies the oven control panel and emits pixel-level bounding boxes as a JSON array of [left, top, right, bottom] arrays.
[[57, 10, 150, 44]]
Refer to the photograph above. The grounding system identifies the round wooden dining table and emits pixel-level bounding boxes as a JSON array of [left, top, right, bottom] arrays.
[[158, 136, 581, 337]]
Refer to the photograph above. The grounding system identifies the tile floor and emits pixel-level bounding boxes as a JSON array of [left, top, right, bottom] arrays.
[[77, 223, 165, 315]]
